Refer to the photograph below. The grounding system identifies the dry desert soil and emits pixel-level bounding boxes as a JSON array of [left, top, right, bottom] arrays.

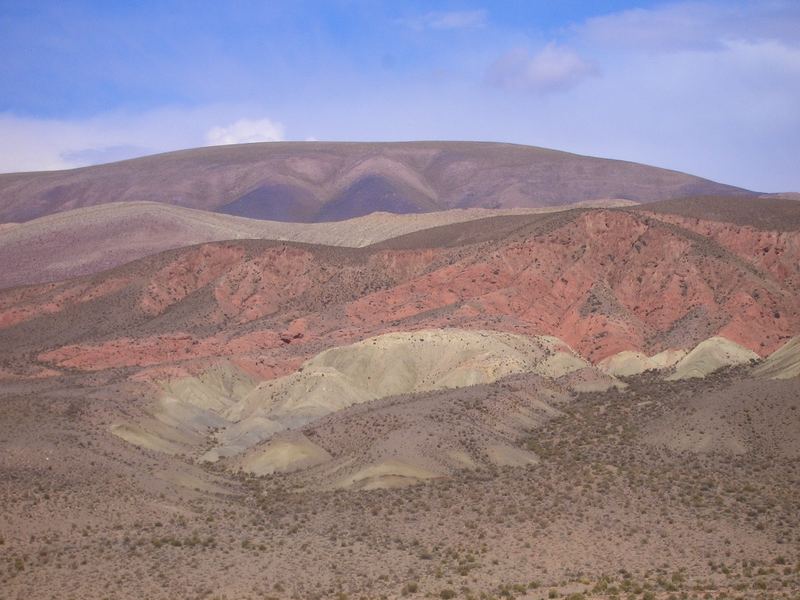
[[0, 145, 798, 600]]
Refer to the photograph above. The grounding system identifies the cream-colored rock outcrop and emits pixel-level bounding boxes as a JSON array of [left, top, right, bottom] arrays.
[[115, 330, 593, 461], [666, 337, 758, 380], [752, 336, 800, 379], [237, 433, 332, 476], [598, 349, 686, 377], [225, 330, 588, 429]]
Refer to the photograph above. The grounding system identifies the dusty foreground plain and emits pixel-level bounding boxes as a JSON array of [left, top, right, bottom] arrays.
[[0, 195, 799, 600], [2, 368, 798, 600]]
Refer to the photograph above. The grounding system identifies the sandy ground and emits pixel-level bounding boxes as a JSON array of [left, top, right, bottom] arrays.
[[1, 366, 798, 600]]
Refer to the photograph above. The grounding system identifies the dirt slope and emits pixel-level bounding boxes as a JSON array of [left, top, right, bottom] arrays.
[[0, 196, 798, 600], [110, 330, 601, 466], [0, 199, 633, 289], [597, 348, 686, 376], [4, 363, 798, 600], [109, 329, 796, 489], [666, 336, 759, 380], [637, 195, 800, 231], [1, 206, 798, 380], [239, 372, 571, 488], [753, 335, 800, 379], [0, 141, 749, 223], [644, 377, 800, 457]]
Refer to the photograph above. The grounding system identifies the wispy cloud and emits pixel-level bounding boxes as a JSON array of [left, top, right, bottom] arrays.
[[205, 118, 285, 146], [1, 2, 799, 191], [486, 44, 597, 93], [578, 1, 800, 52], [402, 10, 487, 31], [0, 108, 287, 173]]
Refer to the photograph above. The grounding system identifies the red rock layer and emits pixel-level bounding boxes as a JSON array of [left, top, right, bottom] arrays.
[[1, 209, 798, 377]]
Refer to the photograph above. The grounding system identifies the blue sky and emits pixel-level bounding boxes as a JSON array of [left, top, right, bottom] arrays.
[[1, 1, 798, 191]]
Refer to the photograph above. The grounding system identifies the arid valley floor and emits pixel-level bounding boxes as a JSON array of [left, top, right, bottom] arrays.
[[0, 143, 798, 600]]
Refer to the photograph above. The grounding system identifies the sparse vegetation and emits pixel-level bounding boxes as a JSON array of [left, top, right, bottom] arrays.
[[0, 191, 798, 599]]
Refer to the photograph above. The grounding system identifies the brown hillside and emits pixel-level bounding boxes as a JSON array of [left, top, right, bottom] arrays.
[[0, 207, 797, 380], [0, 141, 748, 223], [0, 200, 632, 289]]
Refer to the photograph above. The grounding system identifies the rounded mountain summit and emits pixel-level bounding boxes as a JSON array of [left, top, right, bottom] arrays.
[[0, 141, 750, 223]]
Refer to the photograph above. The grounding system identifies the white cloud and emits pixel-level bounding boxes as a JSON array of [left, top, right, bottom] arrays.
[[0, 108, 287, 173], [579, 1, 800, 52], [471, 2, 799, 189], [205, 117, 285, 146], [0, 114, 160, 172], [0, 115, 76, 172], [496, 37, 799, 191], [487, 44, 597, 93], [1, 1, 798, 192], [403, 10, 487, 31]]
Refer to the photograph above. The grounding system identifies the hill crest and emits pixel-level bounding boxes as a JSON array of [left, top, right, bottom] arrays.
[[0, 141, 749, 223]]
